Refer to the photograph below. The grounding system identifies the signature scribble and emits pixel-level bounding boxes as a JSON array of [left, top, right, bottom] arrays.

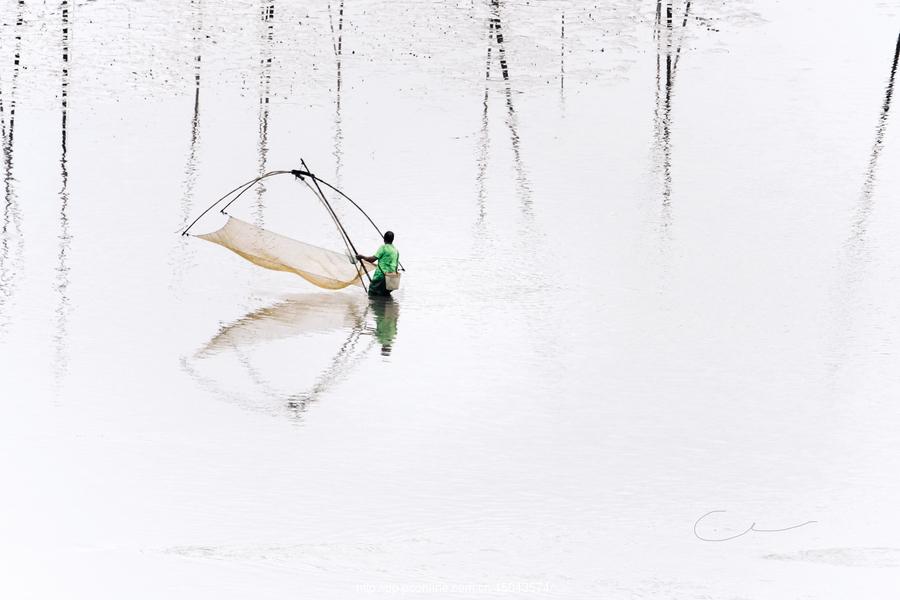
[[693, 510, 817, 542]]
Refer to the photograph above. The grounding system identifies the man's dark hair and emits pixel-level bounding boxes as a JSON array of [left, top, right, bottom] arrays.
[[384, 231, 394, 244]]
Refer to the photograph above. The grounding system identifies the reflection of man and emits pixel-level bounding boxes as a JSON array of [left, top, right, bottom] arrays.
[[356, 231, 399, 297], [371, 297, 399, 356]]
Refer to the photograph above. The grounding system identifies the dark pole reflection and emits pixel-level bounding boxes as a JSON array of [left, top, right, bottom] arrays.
[[476, 0, 532, 222], [673, 1, 692, 75], [850, 31, 900, 247], [329, 0, 345, 184], [184, 0, 202, 223], [490, 1, 510, 81], [560, 12, 565, 102], [0, 0, 26, 335], [55, 0, 73, 385], [183, 293, 397, 420], [475, 6, 493, 223], [653, 1, 674, 218], [827, 32, 900, 380], [653, 1, 690, 228], [172, 0, 203, 291], [255, 0, 275, 226], [2, 0, 25, 149], [0, 59, 5, 145], [8, 0, 24, 146]]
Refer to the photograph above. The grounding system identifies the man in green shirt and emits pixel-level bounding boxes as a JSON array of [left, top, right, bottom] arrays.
[[356, 231, 399, 296]]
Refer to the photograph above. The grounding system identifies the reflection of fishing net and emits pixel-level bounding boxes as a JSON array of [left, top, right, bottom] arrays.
[[197, 217, 373, 290], [196, 293, 367, 357], [182, 293, 379, 418]]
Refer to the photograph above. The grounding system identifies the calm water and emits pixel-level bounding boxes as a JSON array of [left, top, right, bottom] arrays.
[[2, 1, 900, 598]]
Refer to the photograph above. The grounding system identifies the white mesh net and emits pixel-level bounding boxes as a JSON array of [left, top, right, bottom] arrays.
[[197, 217, 372, 290]]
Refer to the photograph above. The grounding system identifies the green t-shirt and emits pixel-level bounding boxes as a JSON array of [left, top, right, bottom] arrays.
[[372, 243, 399, 281]]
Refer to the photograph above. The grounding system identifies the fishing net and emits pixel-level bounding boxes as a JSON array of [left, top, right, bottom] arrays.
[[197, 216, 372, 290]]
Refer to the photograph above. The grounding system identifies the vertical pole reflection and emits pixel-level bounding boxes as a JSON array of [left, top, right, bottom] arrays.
[[475, 10, 495, 224], [55, 0, 73, 386], [0, 0, 25, 335], [850, 31, 900, 247], [655, 0, 662, 39], [560, 12, 565, 100], [9, 0, 24, 147], [653, 1, 673, 225], [171, 0, 203, 292], [255, 0, 275, 227], [186, 1, 203, 219], [653, 0, 690, 229], [828, 32, 900, 380], [673, 1, 692, 75], [663, 1, 673, 215], [0, 66, 5, 146], [491, 1, 510, 81], [475, 0, 531, 222], [329, 0, 345, 184], [187, 0, 203, 197]]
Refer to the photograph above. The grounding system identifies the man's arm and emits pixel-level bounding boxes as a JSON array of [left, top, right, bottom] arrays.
[[358, 245, 385, 265]]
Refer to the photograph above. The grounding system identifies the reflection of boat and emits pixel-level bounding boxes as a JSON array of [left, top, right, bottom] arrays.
[[183, 293, 399, 419]]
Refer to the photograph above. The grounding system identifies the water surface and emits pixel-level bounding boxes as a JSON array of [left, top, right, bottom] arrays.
[[1, 1, 900, 598]]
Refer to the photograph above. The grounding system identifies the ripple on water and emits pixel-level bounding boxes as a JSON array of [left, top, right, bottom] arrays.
[[763, 547, 900, 568]]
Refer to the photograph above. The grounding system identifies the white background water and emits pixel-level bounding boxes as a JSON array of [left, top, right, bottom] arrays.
[[2, 1, 900, 598]]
